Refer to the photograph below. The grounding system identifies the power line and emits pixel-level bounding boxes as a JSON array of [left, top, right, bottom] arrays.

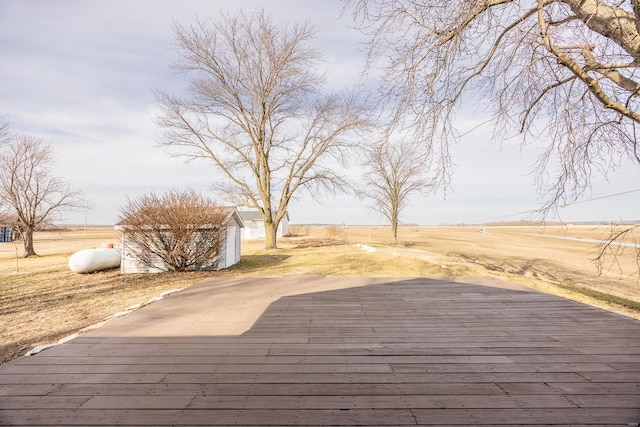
[[560, 188, 640, 207], [474, 209, 536, 224], [471, 188, 640, 224]]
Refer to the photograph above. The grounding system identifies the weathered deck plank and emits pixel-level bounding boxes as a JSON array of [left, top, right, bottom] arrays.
[[1, 276, 639, 426]]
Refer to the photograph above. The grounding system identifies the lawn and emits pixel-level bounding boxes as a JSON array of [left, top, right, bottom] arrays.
[[1, 224, 638, 364]]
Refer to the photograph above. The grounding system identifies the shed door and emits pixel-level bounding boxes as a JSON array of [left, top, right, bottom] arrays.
[[225, 226, 237, 267]]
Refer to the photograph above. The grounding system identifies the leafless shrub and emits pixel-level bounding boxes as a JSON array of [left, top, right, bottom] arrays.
[[288, 225, 310, 236], [118, 190, 229, 272], [325, 225, 347, 240]]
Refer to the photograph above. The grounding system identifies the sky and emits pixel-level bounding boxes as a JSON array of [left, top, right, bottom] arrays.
[[1, 0, 638, 226]]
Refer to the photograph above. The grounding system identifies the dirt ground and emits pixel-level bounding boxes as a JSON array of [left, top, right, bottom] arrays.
[[1, 224, 638, 364]]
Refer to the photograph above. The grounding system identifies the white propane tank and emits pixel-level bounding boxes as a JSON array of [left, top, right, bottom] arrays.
[[68, 247, 121, 274]]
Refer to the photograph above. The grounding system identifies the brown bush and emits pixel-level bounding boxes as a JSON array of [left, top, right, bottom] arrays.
[[118, 189, 228, 272], [325, 225, 347, 240], [288, 225, 310, 236]]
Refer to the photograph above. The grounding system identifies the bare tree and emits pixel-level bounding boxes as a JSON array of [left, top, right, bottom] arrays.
[[156, 10, 370, 249], [595, 223, 640, 278], [346, 0, 640, 209], [0, 135, 87, 256], [118, 190, 229, 272], [0, 116, 9, 144], [360, 140, 432, 245]]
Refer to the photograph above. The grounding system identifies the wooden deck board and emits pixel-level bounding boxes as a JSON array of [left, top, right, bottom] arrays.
[[1, 276, 639, 426]]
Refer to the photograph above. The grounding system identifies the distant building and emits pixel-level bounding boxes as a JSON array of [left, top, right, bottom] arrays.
[[238, 208, 289, 240], [0, 226, 12, 243], [118, 208, 244, 274]]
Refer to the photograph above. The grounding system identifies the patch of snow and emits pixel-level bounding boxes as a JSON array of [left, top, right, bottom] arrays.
[[355, 243, 377, 253], [24, 344, 56, 356]]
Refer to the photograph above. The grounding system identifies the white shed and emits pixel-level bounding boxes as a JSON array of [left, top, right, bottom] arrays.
[[238, 208, 289, 240], [118, 208, 244, 274]]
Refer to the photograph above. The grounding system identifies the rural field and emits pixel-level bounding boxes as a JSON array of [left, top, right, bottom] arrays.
[[1, 223, 638, 364]]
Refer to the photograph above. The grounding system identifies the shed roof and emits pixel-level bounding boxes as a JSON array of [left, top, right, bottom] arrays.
[[238, 210, 263, 222], [238, 209, 290, 222], [115, 206, 244, 230], [225, 207, 245, 228]]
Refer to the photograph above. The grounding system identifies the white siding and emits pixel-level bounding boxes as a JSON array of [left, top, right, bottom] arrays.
[[243, 220, 265, 240], [119, 211, 244, 274], [280, 219, 289, 237], [216, 225, 241, 269], [120, 232, 176, 274], [240, 217, 289, 240], [224, 226, 235, 268], [120, 233, 167, 274]]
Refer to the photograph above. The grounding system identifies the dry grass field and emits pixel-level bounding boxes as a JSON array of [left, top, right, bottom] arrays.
[[1, 223, 638, 364], [338, 224, 640, 312]]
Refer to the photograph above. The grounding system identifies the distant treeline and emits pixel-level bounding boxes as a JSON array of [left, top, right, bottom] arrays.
[[482, 220, 640, 227], [291, 221, 640, 227]]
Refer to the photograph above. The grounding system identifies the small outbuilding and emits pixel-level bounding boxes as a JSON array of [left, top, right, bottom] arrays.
[[118, 207, 244, 274], [0, 226, 12, 243], [238, 208, 289, 240]]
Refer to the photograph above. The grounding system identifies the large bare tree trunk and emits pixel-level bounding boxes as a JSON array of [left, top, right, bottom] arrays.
[[391, 216, 398, 246], [264, 220, 278, 250], [22, 227, 36, 257]]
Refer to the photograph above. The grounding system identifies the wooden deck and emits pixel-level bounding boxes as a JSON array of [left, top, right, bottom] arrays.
[[1, 276, 639, 426]]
